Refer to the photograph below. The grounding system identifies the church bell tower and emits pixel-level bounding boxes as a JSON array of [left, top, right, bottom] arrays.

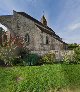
[[41, 15, 47, 26]]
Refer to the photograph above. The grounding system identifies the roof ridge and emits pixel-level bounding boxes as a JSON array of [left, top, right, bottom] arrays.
[[17, 12, 55, 32]]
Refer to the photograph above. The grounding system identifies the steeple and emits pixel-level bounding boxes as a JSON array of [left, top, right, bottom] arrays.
[[41, 15, 47, 26]]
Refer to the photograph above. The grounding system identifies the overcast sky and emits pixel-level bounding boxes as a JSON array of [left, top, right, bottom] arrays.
[[0, 0, 80, 44]]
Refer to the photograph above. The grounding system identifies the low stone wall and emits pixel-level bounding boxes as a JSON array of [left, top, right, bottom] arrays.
[[31, 51, 49, 56], [31, 50, 74, 60]]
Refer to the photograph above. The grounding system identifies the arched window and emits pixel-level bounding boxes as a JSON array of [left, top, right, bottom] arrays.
[[17, 21, 21, 30], [46, 36, 49, 44], [25, 33, 30, 43]]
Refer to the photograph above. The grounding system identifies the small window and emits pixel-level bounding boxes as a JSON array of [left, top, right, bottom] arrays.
[[25, 34, 30, 43], [17, 21, 21, 30], [46, 36, 49, 44]]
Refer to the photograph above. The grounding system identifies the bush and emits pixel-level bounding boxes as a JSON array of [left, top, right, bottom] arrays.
[[63, 54, 74, 64], [11, 58, 23, 66], [0, 45, 40, 66], [0, 45, 20, 66], [41, 52, 55, 64], [62, 50, 75, 64], [18, 48, 40, 66], [20, 53, 40, 66], [0, 59, 5, 66], [63, 48, 80, 64], [73, 47, 80, 64], [18, 47, 30, 59]]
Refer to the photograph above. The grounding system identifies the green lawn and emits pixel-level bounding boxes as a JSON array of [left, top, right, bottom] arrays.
[[0, 64, 80, 92]]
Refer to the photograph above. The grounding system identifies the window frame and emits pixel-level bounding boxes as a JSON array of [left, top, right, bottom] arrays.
[[25, 33, 30, 43]]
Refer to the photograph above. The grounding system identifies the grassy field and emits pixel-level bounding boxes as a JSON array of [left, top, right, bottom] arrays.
[[0, 64, 80, 92]]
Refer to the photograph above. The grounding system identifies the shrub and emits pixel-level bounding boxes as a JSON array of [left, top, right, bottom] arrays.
[[63, 54, 74, 64], [18, 48, 40, 66], [18, 47, 30, 59], [0, 44, 40, 66], [73, 47, 80, 64], [63, 51, 75, 64], [11, 58, 23, 66], [0, 44, 41, 66], [41, 52, 55, 64], [20, 53, 40, 66], [0, 59, 5, 66], [27, 53, 40, 65], [0, 45, 19, 66], [62, 49, 80, 64]]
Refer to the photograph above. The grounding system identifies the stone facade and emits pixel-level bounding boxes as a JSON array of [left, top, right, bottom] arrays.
[[0, 10, 67, 58]]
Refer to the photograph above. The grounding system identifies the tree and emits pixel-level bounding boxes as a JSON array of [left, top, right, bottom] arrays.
[[74, 47, 80, 64], [68, 43, 79, 50]]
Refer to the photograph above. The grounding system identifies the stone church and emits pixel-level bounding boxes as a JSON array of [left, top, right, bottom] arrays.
[[0, 10, 67, 56]]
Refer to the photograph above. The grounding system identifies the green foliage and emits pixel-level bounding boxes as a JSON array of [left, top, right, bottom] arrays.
[[63, 47, 80, 64], [42, 52, 55, 64], [68, 43, 79, 50], [21, 53, 40, 66], [73, 47, 80, 64], [17, 47, 41, 66], [0, 45, 19, 66], [0, 65, 80, 92], [11, 58, 23, 66], [0, 45, 40, 66], [63, 53, 74, 64]]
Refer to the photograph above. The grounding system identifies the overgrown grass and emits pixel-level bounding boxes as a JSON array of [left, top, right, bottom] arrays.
[[0, 64, 80, 92]]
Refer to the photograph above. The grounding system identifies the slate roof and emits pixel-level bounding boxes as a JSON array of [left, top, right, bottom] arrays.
[[17, 12, 67, 45]]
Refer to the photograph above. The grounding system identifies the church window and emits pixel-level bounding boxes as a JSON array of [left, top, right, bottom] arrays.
[[17, 21, 21, 30], [25, 33, 30, 43], [46, 36, 49, 44]]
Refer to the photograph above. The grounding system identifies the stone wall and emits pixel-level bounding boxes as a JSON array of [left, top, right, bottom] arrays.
[[31, 50, 74, 60], [12, 11, 37, 50], [34, 25, 64, 51]]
